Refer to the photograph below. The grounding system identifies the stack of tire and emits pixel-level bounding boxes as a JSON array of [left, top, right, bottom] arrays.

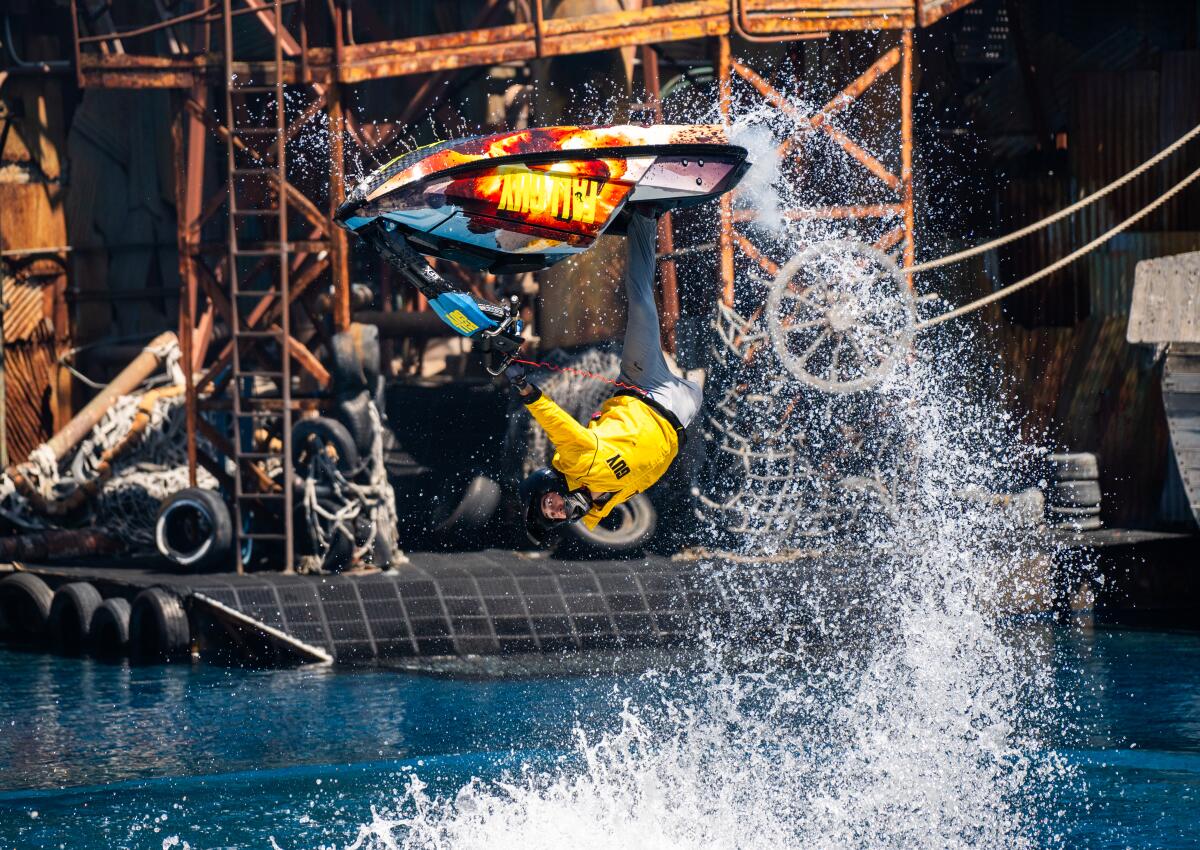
[[1044, 452, 1102, 532], [0, 572, 191, 662]]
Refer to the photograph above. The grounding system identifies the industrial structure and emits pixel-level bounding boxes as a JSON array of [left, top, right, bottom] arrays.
[[2, 0, 1198, 663]]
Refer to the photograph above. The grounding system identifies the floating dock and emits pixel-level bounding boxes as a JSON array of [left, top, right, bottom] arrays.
[[2, 527, 1192, 669]]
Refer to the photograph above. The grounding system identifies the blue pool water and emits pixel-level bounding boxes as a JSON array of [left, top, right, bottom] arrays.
[[1, 627, 1198, 849]]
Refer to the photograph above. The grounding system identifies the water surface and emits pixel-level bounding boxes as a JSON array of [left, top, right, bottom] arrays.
[[0, 627, 1197, 849]]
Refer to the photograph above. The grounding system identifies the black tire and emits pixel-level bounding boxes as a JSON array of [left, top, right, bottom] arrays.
[[432, 474, 502, 540], [293, 416, 360, 474], [1046, 479, 1101, 508], [1046, 504, 1102, 518], [1047, 452, 1099, 481], [560, 493, 658, 556], [334, 389, 376, 456], [47, 582, 103, 655], [128, 588, 191, 662], [89, 598, 131, 659], [1050, 515, 1103, 532], [330, 323, 381, 396], [156, 488, 233, 571], [0, 573, 54, 643]]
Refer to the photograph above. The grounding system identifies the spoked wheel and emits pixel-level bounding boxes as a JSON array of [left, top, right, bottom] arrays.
[[767, 240, 915, 393]]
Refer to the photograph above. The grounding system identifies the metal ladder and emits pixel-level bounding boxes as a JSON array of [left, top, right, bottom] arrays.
[[222, 0, 294, 572]]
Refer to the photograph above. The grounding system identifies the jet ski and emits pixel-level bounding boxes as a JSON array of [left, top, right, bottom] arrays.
[[335, 124, 749, 372]]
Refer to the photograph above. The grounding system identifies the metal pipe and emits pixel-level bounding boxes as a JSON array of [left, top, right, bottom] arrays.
[[0, 530, 122, 560], [354, 309, 459, 339], [900, 28, 915, 282], [533, 0, 545, 58], [41, 331, 177, 462], [715, 34, 734, 308]]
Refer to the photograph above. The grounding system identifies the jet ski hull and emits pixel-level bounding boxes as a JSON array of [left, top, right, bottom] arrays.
[[336, 125, 749, 274]]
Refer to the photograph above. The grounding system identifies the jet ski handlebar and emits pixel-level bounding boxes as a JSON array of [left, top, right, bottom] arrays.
[[364, 221, 524, 376]]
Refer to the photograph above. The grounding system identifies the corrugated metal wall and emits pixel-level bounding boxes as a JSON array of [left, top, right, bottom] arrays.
[[985, 45, 1200, 528], [1, 60, 69, 466], [996, 318, 1170, 528]]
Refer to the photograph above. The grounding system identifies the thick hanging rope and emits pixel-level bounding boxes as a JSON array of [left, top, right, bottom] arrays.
[[917, 163, 1200, 330], [908, 119, 1200, 276]]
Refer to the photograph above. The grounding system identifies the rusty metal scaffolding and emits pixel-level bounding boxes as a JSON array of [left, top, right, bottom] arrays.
[[67, 0, 977, 568]]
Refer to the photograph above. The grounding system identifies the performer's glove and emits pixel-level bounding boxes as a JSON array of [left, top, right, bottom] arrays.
[[505, 362, 541, 403], [504, 362, 528, 389]]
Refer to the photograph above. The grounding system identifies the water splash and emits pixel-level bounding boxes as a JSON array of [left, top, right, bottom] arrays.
[[340, 55, 1080, 849]]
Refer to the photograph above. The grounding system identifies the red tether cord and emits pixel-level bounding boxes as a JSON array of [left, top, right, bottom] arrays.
[[511, 357, 648, 397]]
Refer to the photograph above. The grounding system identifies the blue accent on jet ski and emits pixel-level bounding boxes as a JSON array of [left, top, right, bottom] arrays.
[[428, 291, 499, 338]]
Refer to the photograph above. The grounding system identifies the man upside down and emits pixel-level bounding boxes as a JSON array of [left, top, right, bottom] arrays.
[[506, 210, 703, 543]]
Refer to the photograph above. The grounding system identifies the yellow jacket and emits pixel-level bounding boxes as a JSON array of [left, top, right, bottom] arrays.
[[524, 391, 678, 529]]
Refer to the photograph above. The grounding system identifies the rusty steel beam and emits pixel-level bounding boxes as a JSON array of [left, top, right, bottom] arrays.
[[816, 46, 900, 125], [0, 530, 122, 560], [716, 34, 734, 308], [820, 123, 902, 190], [173, 96, 201, 488], [874, 225, 906, 251], [74, 1, 975, 89], [731, 204, 904, 222], [327, 87, 351, 332], [900, 28, 915, 277], [919, 0, 977, 27], [735, 57, 900, 190], [734, 232, 779, 277], [739, 11, 915, 33], [336, 1, 730, 83], [732, 58, 806, 123]]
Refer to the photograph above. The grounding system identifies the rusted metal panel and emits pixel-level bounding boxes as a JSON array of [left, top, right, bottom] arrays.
[[1158, 51, 1200, 232], [1, 182, 67, 467], [997, 317, 1172, 527], [996, 174, 1086, 326], [1071, 71, 1161, 242], [1, 339, 56, 464]]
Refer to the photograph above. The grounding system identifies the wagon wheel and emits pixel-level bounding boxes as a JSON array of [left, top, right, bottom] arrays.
[[766, 240, 916, 393]]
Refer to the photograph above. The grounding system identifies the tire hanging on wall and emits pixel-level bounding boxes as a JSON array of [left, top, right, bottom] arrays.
[[0, 573, 54, 643], [89, 598, 132, 659], [128, 588, 190, 662], [47, 582, 103, 655], [155, 488, 234, 571]]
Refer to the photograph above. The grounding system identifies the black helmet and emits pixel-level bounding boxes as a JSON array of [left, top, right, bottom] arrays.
[[519, 468, 569, 544]]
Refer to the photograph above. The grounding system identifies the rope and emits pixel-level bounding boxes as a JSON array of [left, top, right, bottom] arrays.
[[908, 119, 1200, 276], [300, 403, 401, 570], [917, 163, 1200, 330], [512, 356, 649, 396]]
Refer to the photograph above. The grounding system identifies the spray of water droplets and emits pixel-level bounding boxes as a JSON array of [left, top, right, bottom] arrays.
[[321, 58, 1086, 850]]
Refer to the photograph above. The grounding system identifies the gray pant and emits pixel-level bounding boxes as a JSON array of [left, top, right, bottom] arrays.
[[619, 213, 704, 428]]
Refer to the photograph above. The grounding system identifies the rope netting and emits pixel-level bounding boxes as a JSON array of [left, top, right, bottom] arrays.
[[0, 341, 217, 548], [299, 402, 401, 572]]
